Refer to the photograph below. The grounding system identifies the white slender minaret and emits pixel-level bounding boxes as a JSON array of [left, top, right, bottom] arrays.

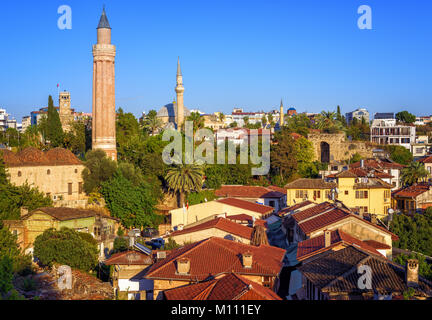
[[280, 99, 284, 127], [175, 57, 184, 131]]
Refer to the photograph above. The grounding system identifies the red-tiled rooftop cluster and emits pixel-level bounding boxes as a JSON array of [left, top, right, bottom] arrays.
[[1, 147, 82, 167]]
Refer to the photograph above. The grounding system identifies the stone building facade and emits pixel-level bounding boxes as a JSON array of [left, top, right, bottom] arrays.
[[58, 91, 74, 132], [92, 8, 117, 160], [307, 132, 374, 163], [1, 147, 87, 206]]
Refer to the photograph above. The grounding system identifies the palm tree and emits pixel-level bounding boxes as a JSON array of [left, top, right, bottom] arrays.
[[261, 116, 267, 128], [143, 110, 162, 135], [165, 163, 204, 207], [400, 161, 429, 186], [218, 112, 225, 123], [187, 112, 205, 133]]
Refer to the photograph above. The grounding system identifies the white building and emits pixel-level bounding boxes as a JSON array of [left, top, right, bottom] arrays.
[[371, 117, 416, 150], [345, 108, 370, 124], [0, 109, 9, 132]]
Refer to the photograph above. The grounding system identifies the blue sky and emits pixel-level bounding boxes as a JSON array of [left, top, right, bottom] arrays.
[[0, 0, 431, 122]]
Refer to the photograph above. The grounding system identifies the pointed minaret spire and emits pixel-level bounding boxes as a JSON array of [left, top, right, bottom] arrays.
[[97, 6, 111, 29], [177, 56, 182, 76]]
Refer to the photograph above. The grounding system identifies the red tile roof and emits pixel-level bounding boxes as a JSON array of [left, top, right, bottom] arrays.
[[350, 158, 405, 170], [168, 217, 253, 240], [328, 167, 393, 179], [296, 229, 382, 261], [226, 214, 266, 226], [418, 155, 432, 164], [163, 273, 281, 300], [278, 201, 314, 216], [25, 207, 119, 222], [104, 250, 153, 265], [292, 202, 334, 223], [1, 147, 82, 167], [216, 198, 274, 215], [215, 185, 285, 199], [298, 208, 349, 235], [363, 240, 391, 250], [393, 183, 431, 198], [144, 237, 285, 281]]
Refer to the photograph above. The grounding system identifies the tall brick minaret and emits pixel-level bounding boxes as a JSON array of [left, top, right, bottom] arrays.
[[92, 8, 117, 160], [175, 57, 185, 131]]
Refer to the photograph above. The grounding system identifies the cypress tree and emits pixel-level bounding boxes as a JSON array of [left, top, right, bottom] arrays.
[[46, 95, 64, 147]]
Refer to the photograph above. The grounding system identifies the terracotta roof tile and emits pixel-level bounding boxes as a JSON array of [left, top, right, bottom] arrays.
[[216, 198, 274, 214], [144, 237, 285, 281], [393, 183, 431, 198], [285, 178, 336, 190], [296, 230, 382, 261], [104, 250, 153, 265], [298, 208, 350, 235], [1, 147, 82, 167], [168, 217, 253, 240], [26, 207, 119, 222], [163, 273, 281, 300], [215, 185, 285, 199], [292, 202, 334, 223]]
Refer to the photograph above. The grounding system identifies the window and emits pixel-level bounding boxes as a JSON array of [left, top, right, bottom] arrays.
[[384, 190, 391, 199], [78, 182, 83, 194], [75, 168, 78, 174], [313, 190, 321, 199], [295, 190, 308, 199], [355, 190, 368, 199], [68, 183, 72, 195], [94, 227, 101, 237], [47, 169, 51, 175], [18, 171, 22, 177], [262, 276, 273, 288], [269, 200, 275, 208], [345, 190, 349, 195]]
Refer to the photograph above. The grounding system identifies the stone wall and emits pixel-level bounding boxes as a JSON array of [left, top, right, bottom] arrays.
[[308, 132, 374, 162]]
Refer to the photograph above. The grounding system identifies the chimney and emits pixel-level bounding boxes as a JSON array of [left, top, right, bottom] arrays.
[[360, 159, 365, 168], [20, 207, 28, 218], [176, 258, 190, 275], [324, 230, 331, 248], [242, 252, 253, 269], [370, 214, 377, 225], [406, 259, 419, 287]]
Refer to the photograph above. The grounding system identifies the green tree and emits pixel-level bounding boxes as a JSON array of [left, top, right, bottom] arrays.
[[187, 190, 216, 205], [82, 149, 118, 194], [63, 120, 86, 155], [165, 163, 204, 207], [33, 228, 99, 270], [270, 130, 298, 183], [394, 253, 432, 282], [112, 237, 129, 253], [400, 161, 428, 186], [0, 225, 32, 274], [46, 95, 64, 147], [396, 111, 416, 124], [385, 145, 413, 165], [186, 112, 205, 133], [142, 110, 162, 135], [101, 173, 161, 228]]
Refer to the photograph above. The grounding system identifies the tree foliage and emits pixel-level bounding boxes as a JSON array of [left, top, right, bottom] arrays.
[[101, 173, 161, 228], [165, 163, 204, 206], [82, 149, 118, 194], [385, 145, 413, 165], [33, 228, 99, 270], [400, 162, 428, 186], [46, 95, 64, 147], [391, 209, 432, 256], [396, 111, 416, 124], [393, 253, 432, 282]]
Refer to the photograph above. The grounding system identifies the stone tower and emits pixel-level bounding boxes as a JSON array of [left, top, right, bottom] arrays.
[[175, 57, 185, 131], [92, 8, 117, 160], [279, 99, 284, 127], [59, 91, 74, 132]]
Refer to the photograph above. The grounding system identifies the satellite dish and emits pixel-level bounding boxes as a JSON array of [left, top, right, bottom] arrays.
[[388, 208, 395, 214]]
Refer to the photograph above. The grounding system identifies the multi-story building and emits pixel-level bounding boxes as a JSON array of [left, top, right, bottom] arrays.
[[0, 109, 9, 132], [346, 108, 370, 124], [371, 114, 416, 150], [21, 116, 31, 132], [285, 171, 393, 218], [411, 135, 431, 158]]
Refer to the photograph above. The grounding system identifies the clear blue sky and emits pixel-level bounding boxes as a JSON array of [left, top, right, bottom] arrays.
[[0, 0, 431, 122]]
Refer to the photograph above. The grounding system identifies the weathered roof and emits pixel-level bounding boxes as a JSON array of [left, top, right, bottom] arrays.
[[1, 147, 82, 167], [296, 229, 382, 261], [163, 273, 281, 300], [216, 198, 274, 215], [104, 250, 153, 266], [285, 178, 336, 190], [144, 237, 285, 281], [168, 217, 253, 240], [299, 246, 432, 296], [215, 185, 285, 199], [392, 183, 431, 198], [24, 207, 118, 222]]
